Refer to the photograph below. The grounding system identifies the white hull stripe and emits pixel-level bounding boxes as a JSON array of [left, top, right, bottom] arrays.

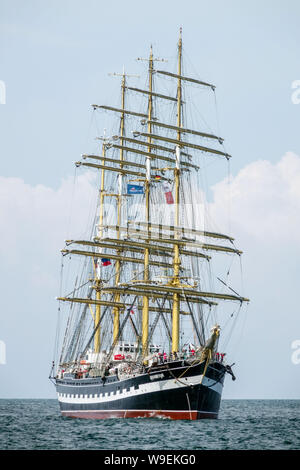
[[61, 409, 217, 414], [58, 373, 223, 405]]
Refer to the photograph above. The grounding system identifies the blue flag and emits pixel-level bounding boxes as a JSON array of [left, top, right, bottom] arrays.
[[127, 184, 144, 195]]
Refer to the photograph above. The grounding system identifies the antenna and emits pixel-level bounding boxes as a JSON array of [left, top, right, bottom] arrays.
[[108, 69, 140, 79], [96, 129, 114, 147], [137, 46, 167, 64]]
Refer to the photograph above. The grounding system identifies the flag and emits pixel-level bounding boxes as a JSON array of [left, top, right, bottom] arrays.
[[101, 258, 111, 266], [153, 175, 161, 181], [127, 184, 144, 195], [163, 181, 174, 204]]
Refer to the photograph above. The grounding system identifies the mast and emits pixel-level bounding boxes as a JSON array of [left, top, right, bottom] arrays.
[[106, 68, 139, 344], [94, 143, 106, 353], [142, 46, 154, 357], [112, 70, 126, 344], [171, 28, 183, 354]]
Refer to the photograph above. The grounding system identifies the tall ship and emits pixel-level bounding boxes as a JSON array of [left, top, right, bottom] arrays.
[[50, 30, 249, 420]]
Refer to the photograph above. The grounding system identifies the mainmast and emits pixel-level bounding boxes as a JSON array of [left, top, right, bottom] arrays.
[[112, 70, 126, 344], [171, 28, 183, 354], [142, 46, 154, 357]]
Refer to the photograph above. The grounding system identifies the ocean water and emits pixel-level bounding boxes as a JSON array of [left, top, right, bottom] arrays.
[[0, 399, 299, 450]]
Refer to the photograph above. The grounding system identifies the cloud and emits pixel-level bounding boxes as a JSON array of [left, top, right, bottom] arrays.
[[0, 171, 98, 273], [208, 151, 300, 244]]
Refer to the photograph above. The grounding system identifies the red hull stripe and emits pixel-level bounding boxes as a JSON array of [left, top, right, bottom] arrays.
[[61, 409, 218, 420]]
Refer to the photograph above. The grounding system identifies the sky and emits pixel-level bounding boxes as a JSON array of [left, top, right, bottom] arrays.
[[0, 0, 300, 399]]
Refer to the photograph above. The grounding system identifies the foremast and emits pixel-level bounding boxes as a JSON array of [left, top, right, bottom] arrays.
[[94, 142, 106, 353]]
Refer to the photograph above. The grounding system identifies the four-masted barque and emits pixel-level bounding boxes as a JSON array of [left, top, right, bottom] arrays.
[[50, 30, 249, 420]]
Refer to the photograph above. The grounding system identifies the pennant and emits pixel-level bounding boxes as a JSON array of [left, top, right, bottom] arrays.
[[163, 181, 174, 204], [127, 184, 144, 195], [93, 259, 99, 269], [93, 258, 101, 277], [101, 258, 111, 266]]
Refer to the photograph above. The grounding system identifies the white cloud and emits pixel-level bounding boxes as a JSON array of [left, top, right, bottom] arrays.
[[0, 171, 98, 270], [209, 151, 300, 244]]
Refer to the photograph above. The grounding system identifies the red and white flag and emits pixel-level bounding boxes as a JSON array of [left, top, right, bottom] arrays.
[[163, 181, 174, 204]]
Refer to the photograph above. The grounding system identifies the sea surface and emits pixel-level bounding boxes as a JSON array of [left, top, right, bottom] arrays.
[[0, 399, 299, 450]]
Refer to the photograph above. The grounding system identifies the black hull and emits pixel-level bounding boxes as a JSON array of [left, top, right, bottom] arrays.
[[55, 360, 226, 420]]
